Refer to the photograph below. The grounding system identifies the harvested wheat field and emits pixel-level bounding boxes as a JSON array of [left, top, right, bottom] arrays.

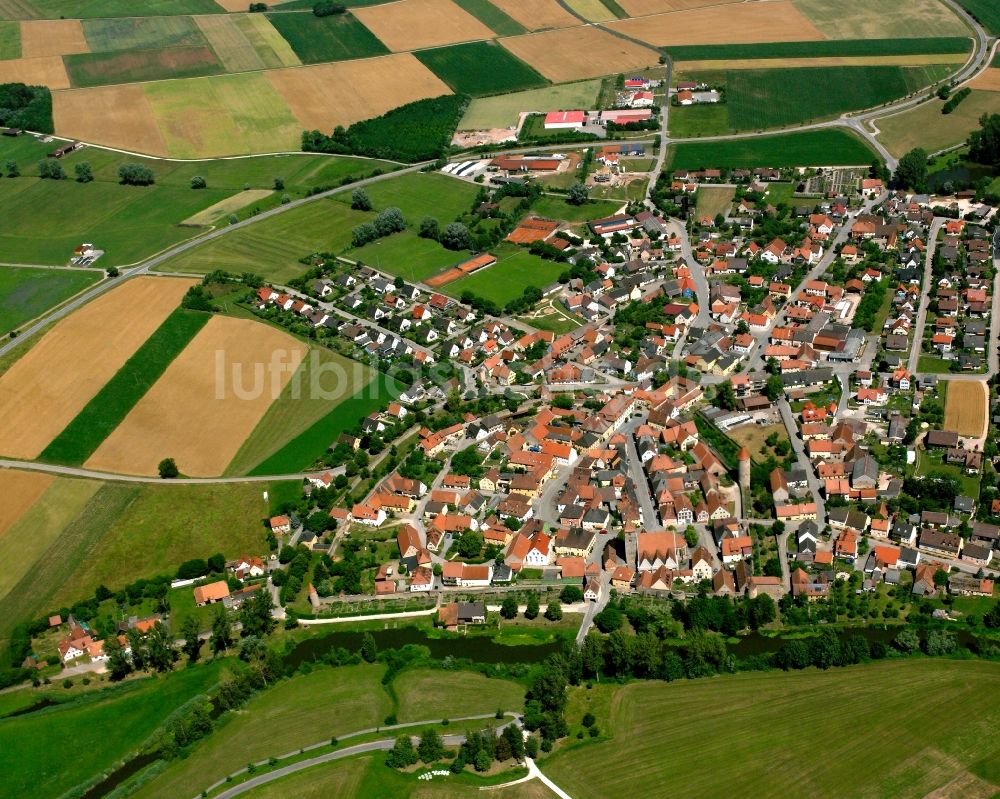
[[607, 1, 824, 45], [266, 53, 451, 133], [85, 316, 307, 477], [619, 0, 742, 14], [970, 68, 1000, 92], [490, 0, 580, 31], [195, 15, 268, 72], [19, 19, 88, 59], [501, 26, 657, 82], [213, 0, 258, 10], [0, 277, 194, 460], [53, 84, 168, 155], [0, 470, 53, 538], [944, 381, 987, 438], [353, 0, 494, 52], [0, 55, 69, 89], [183, 189, 273, 225]]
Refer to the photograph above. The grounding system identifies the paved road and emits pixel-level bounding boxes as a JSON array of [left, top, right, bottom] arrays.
[[205, 714, 520, 799], [908, 217, 944, 376], [0, 163, 427, 360], [620, 414, 660, 530], [0, 458, 338, 484], [777, 398, 825, 522]]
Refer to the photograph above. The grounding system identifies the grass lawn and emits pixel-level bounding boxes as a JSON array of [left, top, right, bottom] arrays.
[[916, 354, 954, 373], [915, 448, 981, 499], [544, 659, 1000, 798], [695, 185, 736, 218], [266, 11, 388, 64], [227, 347, 376, 475], [765, 182, 795, 205], [39, 307, 209, 466], [349, 231, 471, 282], [669, 103, 731, 137], [459, 80, 602, 130], [519, 300, 582, 334], [393, 668, 525, 723], [531, 194, 622, 223], [132, 664, 391, 799], [250, 370, 401, 475], [0, 662, 224, 799], [0, 135, 394, 267], [414, 41, 546, 96], [876, 90, 1000, 158], [666, 129, 876, 170], [339, 172, 481, 225], [727, 423, 787, 461], [0, 266, 100, 335], [443, 247, 565, 306]]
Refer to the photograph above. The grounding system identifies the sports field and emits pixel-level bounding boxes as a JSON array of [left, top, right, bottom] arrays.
[[875, 90, 1000, 157], [265, 54, 452, 138], [84, 315, 306, 477], [501, 25, 656, 82], [226, 346, 376, 475], [444, 247, 565, 305], [544, 659, 1000, 798], [266, 11, 388, 64], [131, 664, 392, 799], [353, 0, 495, 52], [608, 1, 824, 45], [350, 232, 472, 282], [666, 129, 876, 170], [414, 40, 546, 96], [944, 380, 987, 437], [0, 277, 194, 460], [489, 0, 579, 30], [459, 79, 601, 129], [0, 265, 100, 335], [793, 0, 969, 39], [0, 469, 52, 538]]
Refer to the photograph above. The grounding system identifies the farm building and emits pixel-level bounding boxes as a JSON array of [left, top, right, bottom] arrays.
[[491, 155, 563, 172], [599, 109, 652, 126], [544, 110, 586, 129]]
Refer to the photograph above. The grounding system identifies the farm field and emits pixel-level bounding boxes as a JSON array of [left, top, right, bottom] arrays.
[[264, 54, 452, 140], [0, 20, 19, 58], [19, 18, 87, 57], [229, 12, 302, 68], [39, 308, 211, 467], [414, 40, 546, 96], [875, 90, 1000, 157], [723, 64, 954, 130], [666, 129, 876, 170], [249, 370, 401, 475], [0, 265, 100, 335], [943, 380, 987, 437], [544, 659, 1000, 799], [459, 79, 601, 129], [607, 1, 824, 46], [393, 668, 525, 722], [84, 315, 307, 477], [0, 475, 101, 611], [957, 0, 1000, 35], [565, 0, 617, 22], [451, 0, 526, 36], [662, 37, 974, 62], [793, 0, 970, 39], [694, 185, 735, 218], [0, 53, 69, 87], [677, 54, 966, 71], [0, 664, 224, 799], [131, 664, 391, 799], [617, 0, 741, 14], [971, 68, 1000, 91], [339, 171, 480, 225], [182, 188, 273, 225], [352, 0, 495, 52], [226, 347, 376, 475], [0, 276, 194, 460], [489, 0, 579, 31], [0, 469, 52, 538], [9, 0, 224, 17], [64, 45, 224, 87], [500, 25, 656, 82], [52, 83, 169, 154], [265, 11, 388, 64], [444, 247, 565, 305], [79, 16, 205, 51]]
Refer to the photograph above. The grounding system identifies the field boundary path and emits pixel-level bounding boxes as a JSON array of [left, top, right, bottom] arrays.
[[0, 458, 340, 485], [202, 714, 524, 799]]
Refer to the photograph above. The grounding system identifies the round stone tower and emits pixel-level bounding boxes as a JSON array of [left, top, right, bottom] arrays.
[[737, 446, 751, 490]]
